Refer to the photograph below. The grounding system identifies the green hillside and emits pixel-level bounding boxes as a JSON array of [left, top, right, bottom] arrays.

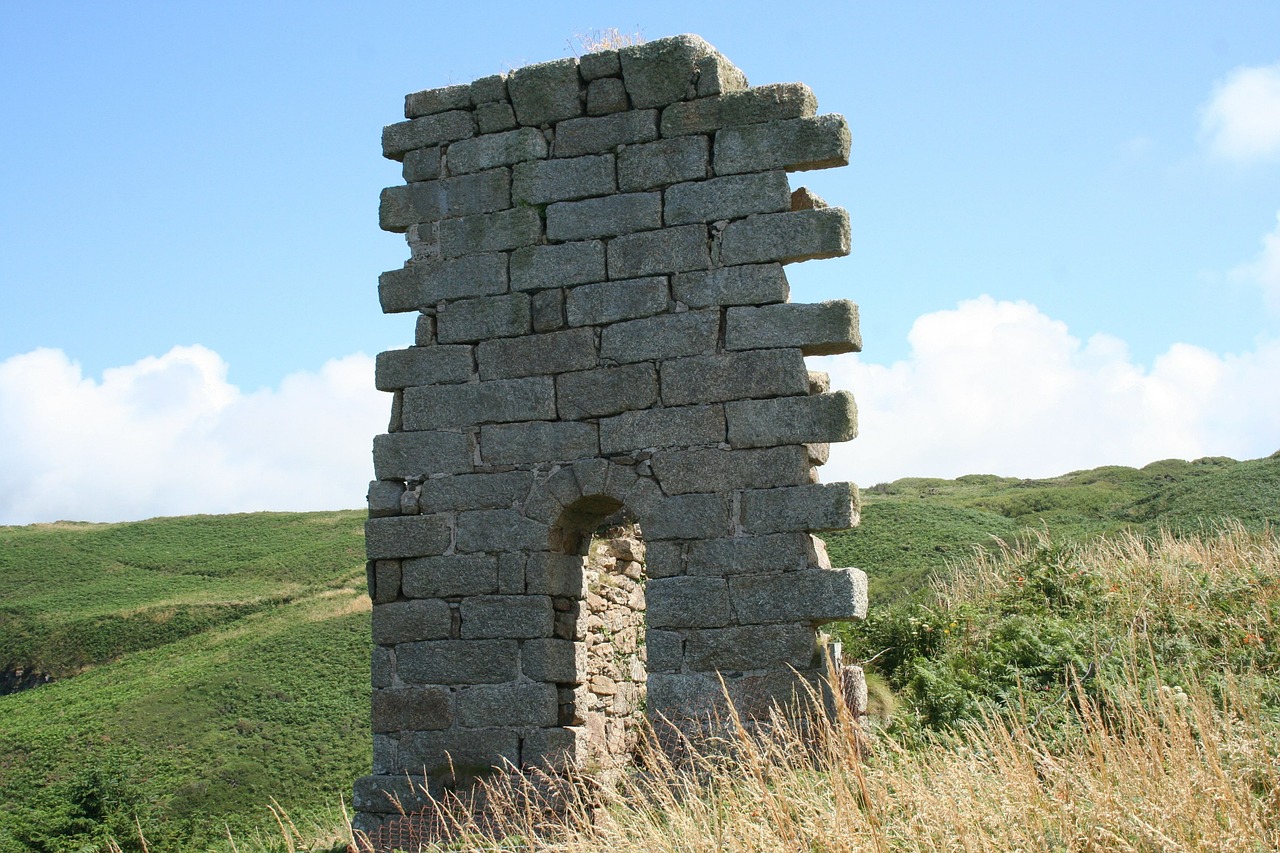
[[0, 454, 1277, 851]]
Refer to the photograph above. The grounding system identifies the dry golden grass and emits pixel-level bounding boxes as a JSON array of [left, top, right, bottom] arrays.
[[351, 528, 1280, 853]]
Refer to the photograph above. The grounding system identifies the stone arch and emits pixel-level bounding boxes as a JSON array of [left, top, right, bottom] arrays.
[[354, 34, 869, 840]]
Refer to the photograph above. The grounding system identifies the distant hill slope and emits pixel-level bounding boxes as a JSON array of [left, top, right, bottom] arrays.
[[0, 455, 1276, 849], [825, 453, 1280, 602]]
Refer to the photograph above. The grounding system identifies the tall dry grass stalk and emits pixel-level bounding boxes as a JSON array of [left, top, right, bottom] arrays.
[[371, 527, 1280, 852]]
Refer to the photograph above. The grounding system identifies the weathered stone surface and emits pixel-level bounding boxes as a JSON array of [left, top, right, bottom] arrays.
[[439, 207, 542, 257], [565, 276, 668, 326], [618, 35, 716, 109], [469, 73, 508, 105], [684, 624, 816, 671], [417, 471, 532, 514], [725, 390, 858, 448], [405, 84, 472, 119], [554, 110, 658, 157], [660, 348, 807, 406], [370, 559, 402, 603], [480, 421, 599, 465], [402, 169, 512, 223], [725, 300, 861, 355], [373, 431, 473, 480], [660, 82, 816, 136], [399, 728, 520, 775], [600, 405, 725, 455], [599, 309, 718, 363], [372, 599, 451, 644], [557, 363, 658, 420], [455, 509, 551, 553], [685, 532, 826, 576], [650, 445, 811, 495], [510, 241, 606, 292], [383, 111, 476, 160], [714, 114, 851, 175], [672, 263, 789, 308], [607, 224, 710, 278], [522, 726, 589, 771], [378, 185, 416, 232], [397, 639, 519, 684], [498, 552, 525, 593], [476, 101, 517, 134], [513, 154, 615, 205], [402, 554, 499, 598], [459, 682, 559, 728], [447, 127, 548, 175], [645, 629, 684, 671], [402, 376, 555, 430], [403, 146, 442, 183], [378, 252, 508, 313], [808, 371, 831, 394], [695, 52, 749, 98], [586, 77, 629, 115], [367, 480, 405, 518], [646, 576, 730, 628], [730, 567, 868, 624], [579, 49, 621, 81], [666, 171, 791, 226], [740, 482, 860, 534], [617, 136, 709, 191], [546, 192, 661, 241], [353, 774, 435, 814], [371, 645, 393, 688], [646, 672, 727, 718], [460, 595, 554, 638], [524, 552, 585, 597], [375, 346, 474, 389], [643, 541, 683, 579], [436, 293, 531, 343], [508, 57, 583, 126], [366, 515, 452, 560], [476, 327, 598, 380], [531, 288, 564, 332], [718, 208, 850, 265], [372, 686, 453, 732], [643, 492, 733, 540], [522, 638, 585, 683]]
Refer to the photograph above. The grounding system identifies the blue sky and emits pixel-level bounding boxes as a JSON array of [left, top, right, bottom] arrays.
[[2, 1, 1279, 523]]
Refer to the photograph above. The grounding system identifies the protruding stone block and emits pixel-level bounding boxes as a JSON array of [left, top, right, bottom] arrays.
[[714, 114, 851, 175], [685, 532, 826, 576], [383, 112, 476, 160], [405, 84, 471, 119], [725, 390, 858, 448], [375, 346, 474, 389], [439, 207, 542, 258], [436, 294, 531, 343], [666, 171, 791, 226], [365, 515, 452, 560], [660, 83, 816, 136], [718, 208, 850, 265], [378, 253, 508, 313], [367, 480, 405, 518], [729, 567, 868, 624], [725, 300, 861, 355], [373, 432, 473, 480], [739, 482, 860, 534], [372, 599, 452, 644]]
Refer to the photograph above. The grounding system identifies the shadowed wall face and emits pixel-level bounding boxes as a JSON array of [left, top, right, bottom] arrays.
[[354, 33, 867, 839]]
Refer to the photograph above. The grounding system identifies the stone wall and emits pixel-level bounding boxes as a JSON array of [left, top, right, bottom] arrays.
[[354, 33, 867, 839]]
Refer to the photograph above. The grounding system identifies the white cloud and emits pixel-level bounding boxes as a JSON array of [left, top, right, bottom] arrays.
[[1231, 211, 1280, 311], [815, 296, 1280, 486], [1200, 62, 1280, 162], [0, 346, 388, 525]]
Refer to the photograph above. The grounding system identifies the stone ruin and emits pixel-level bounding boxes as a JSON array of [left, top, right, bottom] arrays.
[[353, 33, 868, 841]]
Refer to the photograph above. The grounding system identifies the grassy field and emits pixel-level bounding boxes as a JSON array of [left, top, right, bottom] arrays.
[[0, 454, 1277, 851]]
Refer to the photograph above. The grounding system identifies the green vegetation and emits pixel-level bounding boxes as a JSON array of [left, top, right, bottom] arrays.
[[0, 454, 1277, 851]]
